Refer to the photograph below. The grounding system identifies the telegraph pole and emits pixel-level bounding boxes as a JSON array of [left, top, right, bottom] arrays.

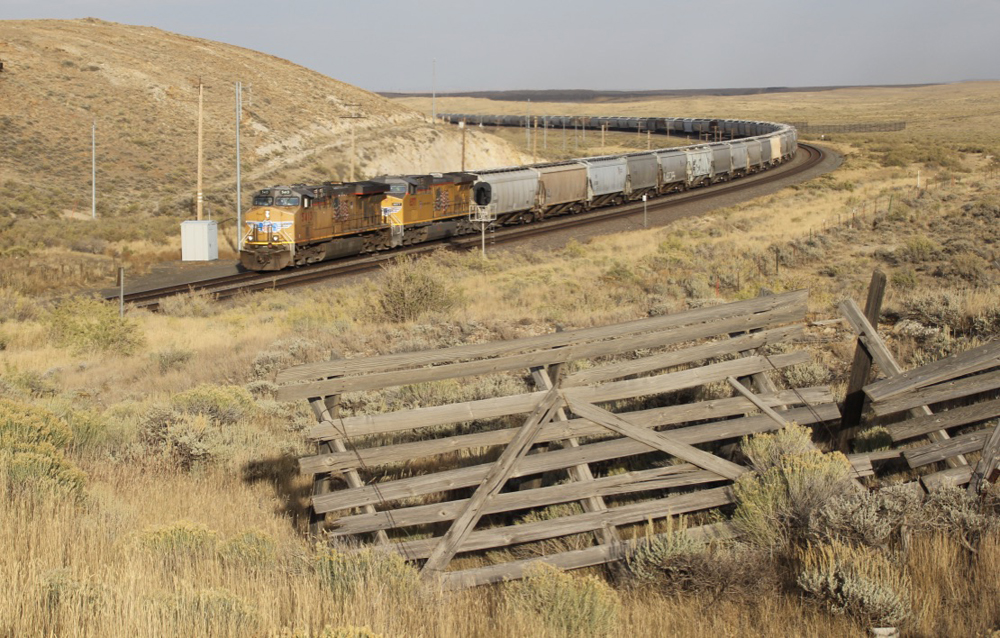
[[91, 120, 96, 219], [235, 81, 243, 250], [341, 104, 365, 181], [196, 81, 204, 220], [532, 117, 538, 164], [431, 58, 436, 125], [525, 99, 531, 148], [460, 119, 467, 171]]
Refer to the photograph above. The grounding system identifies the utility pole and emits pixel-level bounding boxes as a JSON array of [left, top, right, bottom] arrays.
[[117, 266, 124, 318], [562, 119, 566, 152], [431, 58, 436, 125], [91, 120, 96, 219], [235, 81, 243, 251], [532, 117, 538, 164], [526, 99, 531, 149], [460, 119, 467, 171], [647, 129, 651, 150], [340, 104, 365, 182], [543, 116, 547, 150], [196, 81, 204, 221], [601, 123, 606, 150]]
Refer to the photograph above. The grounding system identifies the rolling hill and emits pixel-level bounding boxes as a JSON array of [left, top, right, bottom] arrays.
[[0, 19, 527, 238]]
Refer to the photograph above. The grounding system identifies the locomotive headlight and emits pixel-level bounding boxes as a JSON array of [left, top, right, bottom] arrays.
[[272, 235, 279, 241], [265, 210, 271, 219]]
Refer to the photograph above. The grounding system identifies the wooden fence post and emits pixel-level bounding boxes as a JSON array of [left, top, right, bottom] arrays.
[[840, 270, 887, 444]]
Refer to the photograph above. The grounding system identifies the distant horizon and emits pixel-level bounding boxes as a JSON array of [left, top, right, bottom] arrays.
[[377, 81, 993, 97]]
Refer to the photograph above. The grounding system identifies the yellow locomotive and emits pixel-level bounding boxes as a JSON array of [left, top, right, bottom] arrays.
[[240, 173, 479, 271]]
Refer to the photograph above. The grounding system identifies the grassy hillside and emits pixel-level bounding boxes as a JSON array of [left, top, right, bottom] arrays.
[[0, 19, 529, 290]]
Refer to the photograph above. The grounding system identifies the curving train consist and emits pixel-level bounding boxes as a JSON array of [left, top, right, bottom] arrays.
[[239, 115, 797, 271]]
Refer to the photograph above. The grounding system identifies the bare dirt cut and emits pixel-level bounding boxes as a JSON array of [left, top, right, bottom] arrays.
[[0, 19, 530, 292], [1, 75, 1000, 637]]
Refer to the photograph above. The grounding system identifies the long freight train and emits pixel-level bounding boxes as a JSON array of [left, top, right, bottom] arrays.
[[239, 115, 797, 271]]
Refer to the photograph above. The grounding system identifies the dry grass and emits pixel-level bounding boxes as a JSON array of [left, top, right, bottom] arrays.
[[2, 82, 1000, 635]]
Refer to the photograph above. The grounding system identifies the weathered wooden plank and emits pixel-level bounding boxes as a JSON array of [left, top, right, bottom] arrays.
[[329, 465, 720, 536], [307, 397, 390, 545], [278, 290, 808, 383], [870, 369, 1000, 417], [727, 376, 788, 426], [839, 298, 901, 377], [279, 306, 806, 401], [842, 298, 968, 468], [561, 324, 803, 388], [421, 387, 564, 577], [309, 352, 810, 441], [968, 423, 1000, 494], [530, 366, 619, 546], [841, 270, 887, 428], [392, 486, 735, 561], [299, 388, 833, 475], [847, 449, 904, 464], [439, 522, 737, 590], [311, 403, 838, 513], [565, 398, 746, 480], [921, 466, 972, 491], [903, 428, 992, 468], [865, 340, 1000, 403], [849, 455, 875, 478], [886, 398, 1000, 441]]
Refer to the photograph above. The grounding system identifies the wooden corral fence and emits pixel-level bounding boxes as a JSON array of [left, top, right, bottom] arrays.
[[276, 290, 858, 588], [839, 270, 1000, 494]]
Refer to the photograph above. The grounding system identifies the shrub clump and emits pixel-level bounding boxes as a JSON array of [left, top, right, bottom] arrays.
[[368, 255, 461, 323], [158, 291, 218, 317], [624, 527, 705, 584], [734, 425, 855, 548], [47, 295, 145, 355], [151, 346, 193, 374], [218, 530, 278, 569], [853, 426, 893, 453], [139, 409, 225, 470], [171, 384, 255, 425], [138, 520, 219, 560], [503, 563, 620, 638], [811, 485, 922, 549], [0, 399, 86, 498], [797, 541, 912, 627]]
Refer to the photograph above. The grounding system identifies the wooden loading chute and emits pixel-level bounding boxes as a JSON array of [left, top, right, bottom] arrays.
[[277, 290, 848, 588]]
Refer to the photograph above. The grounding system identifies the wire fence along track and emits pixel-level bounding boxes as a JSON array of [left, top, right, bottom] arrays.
[[108, 143, 827, 310], [787, 121, 906, 134]]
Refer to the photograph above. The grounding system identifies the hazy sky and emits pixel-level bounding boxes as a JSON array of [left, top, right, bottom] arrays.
[[6, 0, 998, 92]]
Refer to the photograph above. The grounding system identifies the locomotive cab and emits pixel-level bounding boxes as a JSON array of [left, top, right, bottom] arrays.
[[240, 186, 311, 270]]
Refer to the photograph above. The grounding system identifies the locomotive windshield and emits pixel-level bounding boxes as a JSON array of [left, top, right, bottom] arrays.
[[275, 196, 300, 206], [253, 196, 273, 206], [388, 183, 407, 196]]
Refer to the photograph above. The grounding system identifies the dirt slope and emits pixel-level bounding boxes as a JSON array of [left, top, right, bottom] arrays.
[[0, 19, 528, 223]]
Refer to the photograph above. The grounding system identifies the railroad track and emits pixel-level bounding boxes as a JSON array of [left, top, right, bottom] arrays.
[[110, 143, 828, 311]]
